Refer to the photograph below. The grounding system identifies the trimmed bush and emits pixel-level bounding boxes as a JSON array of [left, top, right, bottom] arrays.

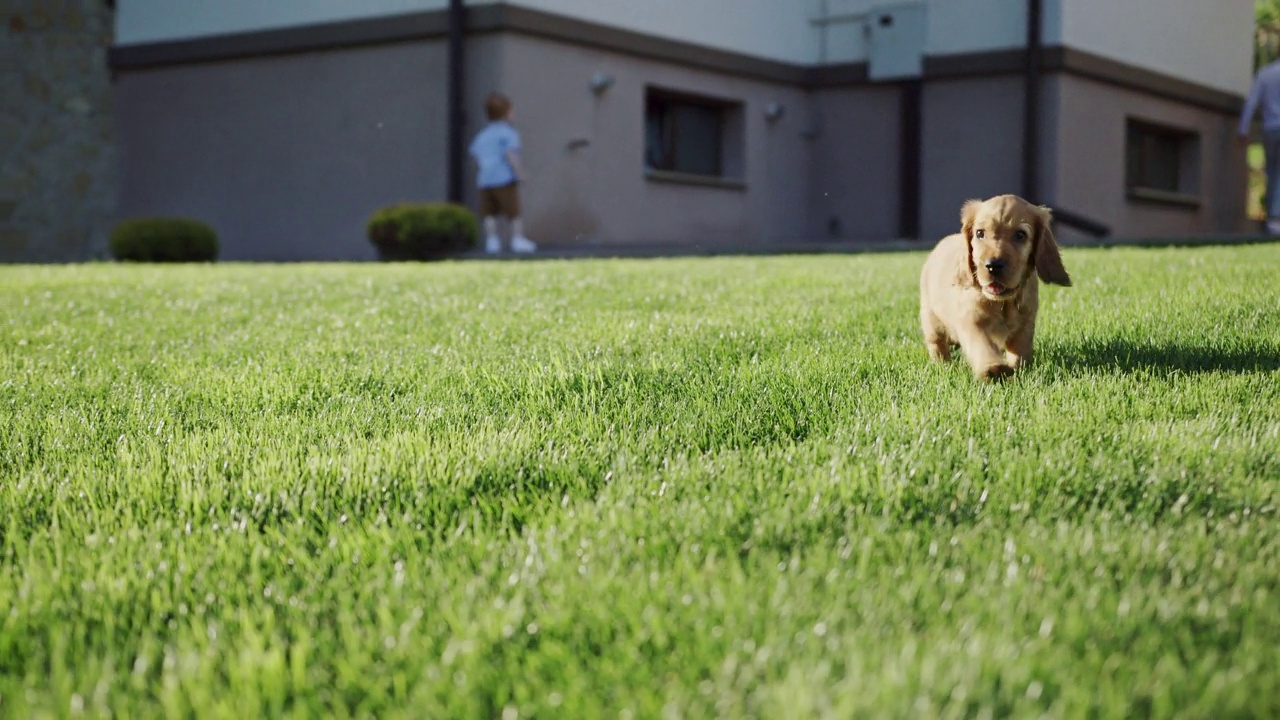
[[109, 218, 219, 263], [367, 203, 478, 261]]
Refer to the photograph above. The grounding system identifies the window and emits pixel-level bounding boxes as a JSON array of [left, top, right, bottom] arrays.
[[1125, 118, 1200, 207], [644, 87, 744, 187]]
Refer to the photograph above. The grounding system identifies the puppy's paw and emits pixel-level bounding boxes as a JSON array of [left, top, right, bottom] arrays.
[[978, 363, 1015, 382], [1004, 351, 1032, 370], [926, 343, 952, 363]]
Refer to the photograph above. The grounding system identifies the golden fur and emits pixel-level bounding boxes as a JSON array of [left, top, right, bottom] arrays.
[[919, 194, 1071, 381]]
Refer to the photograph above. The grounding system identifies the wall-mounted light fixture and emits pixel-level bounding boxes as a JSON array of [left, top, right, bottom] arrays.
[[589, 72, 615, 96], [764, 102, 786, 123]]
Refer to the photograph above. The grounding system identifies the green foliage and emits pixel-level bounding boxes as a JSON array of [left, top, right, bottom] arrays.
[[1260, 0, 1280, 27], [2, 247, 1279, 717], [1248, 143, 1267, 221], [1258, 0, 1280, 68], [108, 217, 218, 263], [367, 202, 478, 261]]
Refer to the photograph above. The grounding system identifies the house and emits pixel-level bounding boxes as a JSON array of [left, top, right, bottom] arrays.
[[99, 2, 1261, 259]]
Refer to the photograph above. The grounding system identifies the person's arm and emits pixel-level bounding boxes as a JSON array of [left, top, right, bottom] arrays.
[[505, 149, 524, 182], [1240, 75, 1264, 138], [504, 129, 524, 182]]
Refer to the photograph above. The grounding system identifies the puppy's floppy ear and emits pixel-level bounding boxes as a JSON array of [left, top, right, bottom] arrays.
[[960, 199, 982, 240], [1033, 205, 1071, 286], [959, 199, 983, 287]]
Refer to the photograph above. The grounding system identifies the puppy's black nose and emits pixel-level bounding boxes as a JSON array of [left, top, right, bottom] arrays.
[[984, 259, 1005, 275]]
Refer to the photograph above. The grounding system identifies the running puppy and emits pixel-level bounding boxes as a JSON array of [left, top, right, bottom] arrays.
[[919, 194, 1071, 381]]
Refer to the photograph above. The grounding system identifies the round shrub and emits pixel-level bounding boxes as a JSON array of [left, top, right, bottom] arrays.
[[367, 202, 478, 261], [109, 218, 218, 262]]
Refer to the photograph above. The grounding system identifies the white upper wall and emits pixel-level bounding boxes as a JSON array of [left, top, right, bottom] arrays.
[[112, 0, 1008, 63], [497, 0, 818, 64], [116, 0, 450, 44], [1058, 0, 1253, 95], [116, 0, 1252, 95], [114, 0, 816, 62], [925, 0, 1029, 56]]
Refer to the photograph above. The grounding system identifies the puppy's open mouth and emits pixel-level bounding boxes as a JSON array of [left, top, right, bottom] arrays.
[[984, 282, 1012, 298]]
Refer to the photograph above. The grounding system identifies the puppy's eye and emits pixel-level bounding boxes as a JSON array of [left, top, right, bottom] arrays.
[[1014, 229, 1028, 242], [975, 229, 985, 239]]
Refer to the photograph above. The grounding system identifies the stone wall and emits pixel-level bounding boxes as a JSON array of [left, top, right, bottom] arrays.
[[1, 0, 116, 262]]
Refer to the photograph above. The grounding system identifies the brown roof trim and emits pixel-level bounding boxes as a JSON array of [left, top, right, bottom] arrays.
[[1049, 46, 1242, 115], [922, 48, 1026, 79], [804, 62, 870, 87], [923, 46, 1243, 114], [109, 7, 1243, 114]]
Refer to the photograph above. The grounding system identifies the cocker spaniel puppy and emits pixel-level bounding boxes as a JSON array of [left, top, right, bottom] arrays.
[[919, 194, 1071, 381]]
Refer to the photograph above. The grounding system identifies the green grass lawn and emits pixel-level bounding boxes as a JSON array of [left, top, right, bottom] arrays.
[[2, 245, 1279, 718], [1249, 143, 1268, 222]]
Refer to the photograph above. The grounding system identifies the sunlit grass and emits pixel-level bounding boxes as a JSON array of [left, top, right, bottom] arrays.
[[2, 245, 1279, 717], [1249, 142, 1267, 221]]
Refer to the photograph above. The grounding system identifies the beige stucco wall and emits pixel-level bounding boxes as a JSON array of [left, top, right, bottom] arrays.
[[477, 32, 815, 247], [1051, 74, 1248, 239], [116, 41, 451, 261], [107, 11, 1252, 260], [918, 76, 1029, 242]]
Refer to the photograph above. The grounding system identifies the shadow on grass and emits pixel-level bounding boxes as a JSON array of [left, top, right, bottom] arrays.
[[1048, 338, 1280, 375]]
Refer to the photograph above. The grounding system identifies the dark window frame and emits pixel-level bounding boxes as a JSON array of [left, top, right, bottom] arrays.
[[1125, 118, 1201, 208], [644, 86, 744, 188]]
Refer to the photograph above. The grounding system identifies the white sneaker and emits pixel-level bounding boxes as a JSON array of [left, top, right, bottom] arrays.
[[484, 235, 501, 254], [511, 235, 537, 254], [1267, 219, 1280, 236]]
